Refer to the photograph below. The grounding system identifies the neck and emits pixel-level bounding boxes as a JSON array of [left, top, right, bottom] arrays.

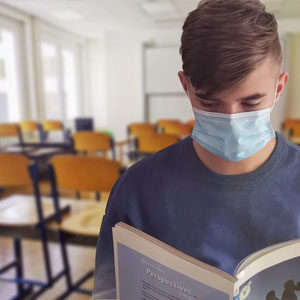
[[192, 137, 277, 175]]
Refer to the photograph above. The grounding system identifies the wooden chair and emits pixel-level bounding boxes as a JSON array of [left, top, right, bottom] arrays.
[[127, 123, 156, 138], [160, 122, 192, 137], [20, 120, 41, 143], [282, 119, 300, 138], [0, 123, 23, 149], [46, 155, 123, 298], [42, 120, 63, 132], [125, 123, 157, 162], [20, 120, 39, 132], [137, 133, 180, 156], [73, 131, 116, 159], [41, 120, 71, 144], [0, 153, 70, 299], [49, 155, 122, 199], [157, 119, 181, 134]]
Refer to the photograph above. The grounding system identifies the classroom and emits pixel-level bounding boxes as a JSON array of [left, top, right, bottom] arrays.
[[0, 0, 300, 299]]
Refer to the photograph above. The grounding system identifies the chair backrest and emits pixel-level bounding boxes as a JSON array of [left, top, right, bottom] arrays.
[[50, 155, 121, 193], [0, 153, 31, 187], [137, 133, 180, 154], [73, 131, 114, 155], [161, 123, 192, 137], [20, 121, 39, 132], [0, 123, 23, 147], [20, 121, 41, 143], [128, 123, 156, 138], [0, 123, 21, 137], [42, 120, 63, 132], [282, 119, 300, 137], [157, 119, 181, 133]]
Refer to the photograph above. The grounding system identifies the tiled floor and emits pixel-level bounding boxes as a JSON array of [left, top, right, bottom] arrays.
[[0, 237, 95, 300]]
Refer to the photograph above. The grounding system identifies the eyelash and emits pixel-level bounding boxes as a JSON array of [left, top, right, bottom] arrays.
[[199, 101, 262, 108], [242, 102, 261, 107], [199, 101, 219, 108]]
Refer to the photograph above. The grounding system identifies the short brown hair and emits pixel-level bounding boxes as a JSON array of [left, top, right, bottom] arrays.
[[180, 0, 282, 97]]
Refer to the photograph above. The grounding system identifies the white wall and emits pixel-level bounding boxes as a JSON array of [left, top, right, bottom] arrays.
[[270, 19, 300, 131], [105, 32, 144, 140], [148, 95, 193, 123], [285, 32, 300, 118], [88, 39, 107, 129]]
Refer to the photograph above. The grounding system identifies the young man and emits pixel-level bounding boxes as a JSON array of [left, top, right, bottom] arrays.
[[93, 0, 299, 298]]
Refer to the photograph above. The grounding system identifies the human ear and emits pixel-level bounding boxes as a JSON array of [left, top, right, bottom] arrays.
[[178, 71, 189, 95], [275, 72, 289, 103]]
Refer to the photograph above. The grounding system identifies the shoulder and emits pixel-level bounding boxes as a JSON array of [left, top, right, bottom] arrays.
[[275, 132, 300, 172], [279, 133, 300, 156]]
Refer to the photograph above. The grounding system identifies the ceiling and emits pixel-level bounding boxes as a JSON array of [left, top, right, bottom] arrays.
[[0, 0, 299, 39]]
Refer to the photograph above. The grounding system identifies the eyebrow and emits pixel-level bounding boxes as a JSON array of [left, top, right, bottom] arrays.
[[195, 92, 267, 102]]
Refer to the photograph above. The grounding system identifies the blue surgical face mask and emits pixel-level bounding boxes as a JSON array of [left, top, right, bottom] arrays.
[[191, 94, 277, 162]]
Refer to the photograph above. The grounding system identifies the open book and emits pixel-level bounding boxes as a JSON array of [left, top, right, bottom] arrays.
[[113, 222, 300, 300]]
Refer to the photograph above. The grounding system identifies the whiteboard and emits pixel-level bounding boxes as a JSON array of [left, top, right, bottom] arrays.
[[145, 46, 183, 93]]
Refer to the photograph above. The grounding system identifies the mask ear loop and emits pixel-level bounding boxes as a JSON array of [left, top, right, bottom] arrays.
[[270, 85, 278, 112]]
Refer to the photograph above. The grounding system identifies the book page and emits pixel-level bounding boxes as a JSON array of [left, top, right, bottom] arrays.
[[235, 239, 299, 275], [113, 223, 236, 300], [235, 241, 300, 300]]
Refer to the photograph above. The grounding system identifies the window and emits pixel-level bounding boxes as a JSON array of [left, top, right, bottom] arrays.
[[0, 17, 24, 122], [41, 39, 81, 122]]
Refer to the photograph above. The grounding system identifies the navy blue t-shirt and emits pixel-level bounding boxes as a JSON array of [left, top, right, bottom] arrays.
[[92, 133, 300, 299]]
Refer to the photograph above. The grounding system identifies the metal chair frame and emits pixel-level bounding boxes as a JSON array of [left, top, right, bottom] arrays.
[[0, 162, 70, 300]]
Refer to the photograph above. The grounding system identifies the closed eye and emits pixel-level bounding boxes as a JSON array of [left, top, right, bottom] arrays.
[[198, 100, 220, 108], [242, 102, 262, 107]]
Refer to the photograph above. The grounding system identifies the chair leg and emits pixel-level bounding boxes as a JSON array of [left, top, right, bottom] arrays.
[[96, 192, 101, 201], [58, 232, 72, 289], [13, 239, 26, 298], [42, 232, 53, 283]]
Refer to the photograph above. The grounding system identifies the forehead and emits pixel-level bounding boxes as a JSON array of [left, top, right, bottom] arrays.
[[194, 58, 279, 100]]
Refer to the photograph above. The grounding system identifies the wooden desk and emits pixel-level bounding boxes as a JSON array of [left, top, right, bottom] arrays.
[[0, 194, 106, 246], [1, 142, 74, 160]]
